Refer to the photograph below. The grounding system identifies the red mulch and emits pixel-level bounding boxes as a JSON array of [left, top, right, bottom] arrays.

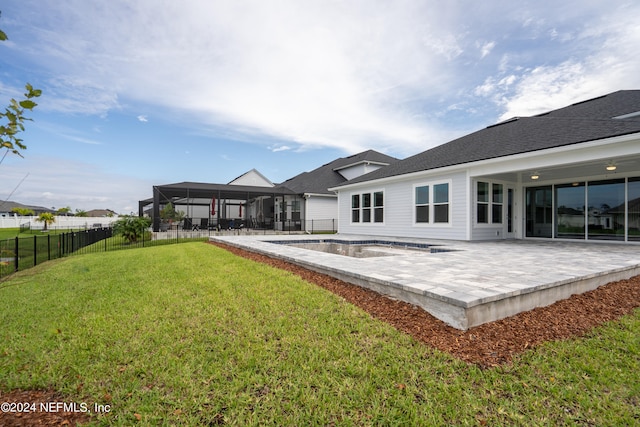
[[209, 241, 640, 367], [3, 241, 638, 426]]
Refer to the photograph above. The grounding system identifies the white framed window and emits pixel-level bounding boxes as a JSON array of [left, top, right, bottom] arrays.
[[476, 181, 503, 224], [414, 181, 450, 225], [351, 190, 384, 224]]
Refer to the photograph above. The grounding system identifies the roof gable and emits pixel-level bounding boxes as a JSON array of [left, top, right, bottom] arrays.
[[278, 149, 399, 194], [228, 168, 274, 187]]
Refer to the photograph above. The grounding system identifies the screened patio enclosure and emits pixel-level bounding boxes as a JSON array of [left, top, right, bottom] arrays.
[[140, 182, 302, 232]]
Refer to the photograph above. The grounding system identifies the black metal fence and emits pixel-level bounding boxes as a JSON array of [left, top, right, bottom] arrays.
[[0, 227, 209, 280], [0, 219, 338, 280]]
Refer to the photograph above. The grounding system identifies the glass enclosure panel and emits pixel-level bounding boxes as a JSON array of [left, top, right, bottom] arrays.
[[629, 178, 640, 242], [555, 183, 585, 239], [416, 186, 429, 205], [587, 179, 625, 241], [526, 186, 552, 237]]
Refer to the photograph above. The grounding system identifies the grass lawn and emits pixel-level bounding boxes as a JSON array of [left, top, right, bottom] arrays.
[[0, 242, 638, 426]]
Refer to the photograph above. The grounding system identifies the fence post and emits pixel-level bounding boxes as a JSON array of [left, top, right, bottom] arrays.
[[14, 237, 18, 272], [48, 234, 51, 261], [33, 235, 37, 267]]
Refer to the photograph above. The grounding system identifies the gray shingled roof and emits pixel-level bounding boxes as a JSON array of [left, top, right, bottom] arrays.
[[341, 90, 640, 186], [278, 149, 399, 194]]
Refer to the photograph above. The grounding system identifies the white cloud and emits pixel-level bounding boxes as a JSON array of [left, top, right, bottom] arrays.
[[1, 156, 153, 213], [137, 115, 148, 123], [479, 41, 496, 59], [269, 145, 292, 153], [9, 0, 640, 156], [14, 0, 477, 155], [473, 2, 640, 121]]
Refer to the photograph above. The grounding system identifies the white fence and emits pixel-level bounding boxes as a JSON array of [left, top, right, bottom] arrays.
[[0, 215, 121, 230]]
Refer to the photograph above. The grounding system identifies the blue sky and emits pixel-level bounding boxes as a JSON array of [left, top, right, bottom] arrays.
[[2, 0, 640, 214]]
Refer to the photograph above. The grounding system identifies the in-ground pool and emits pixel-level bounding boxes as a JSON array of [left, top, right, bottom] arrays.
[[266, 238, 451, 258]]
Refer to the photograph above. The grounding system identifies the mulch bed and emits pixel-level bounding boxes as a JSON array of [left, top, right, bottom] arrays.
[[2, 241, 638, 426], [209, 241, 640, 367]]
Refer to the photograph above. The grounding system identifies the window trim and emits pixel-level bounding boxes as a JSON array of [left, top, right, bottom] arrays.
[[413, 180, 452, 227], [350, 189, 385, 225], [475, 180, 504, 226]]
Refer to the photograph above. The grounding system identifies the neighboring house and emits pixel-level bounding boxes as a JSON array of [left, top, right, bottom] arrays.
[[330, 90, 640, 243], [278, 150, 398, 231], [85, 209, 118, 217], [228, 168, 274, 187], [142, 150, 397, 232], [0, 201, 54, 216]]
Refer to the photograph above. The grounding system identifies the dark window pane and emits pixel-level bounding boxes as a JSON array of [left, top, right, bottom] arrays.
[[351, 194, 359, 209], [477, 204, 488, 223], [374, 207, 383, 223], [492, 183, 503, 204], [477, 182, 489, 203], [416, 206, 429, 223], [492, 204, 502, 224], [362, 208, 371, 222], [434, 204, 449, 223], [363, 193, 371, 208], [526, 186, 552, 237], [374, 191, 384, 207], [352, 209, 359, 222]]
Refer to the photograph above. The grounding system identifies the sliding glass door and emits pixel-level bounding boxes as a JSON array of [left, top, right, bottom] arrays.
[[555, 183, 585, 239], [630, 178, 640, 242], [526, 186, 552, 238], [587, 179, 625, 241], [526, 177, 640, 242]]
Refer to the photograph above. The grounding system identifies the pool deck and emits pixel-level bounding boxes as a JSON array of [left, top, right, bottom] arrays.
[[210, 234, 640, 330]]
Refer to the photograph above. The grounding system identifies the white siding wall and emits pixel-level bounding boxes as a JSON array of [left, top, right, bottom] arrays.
[[0, 215, 120, 229], [337, 164, 384, 180], [305, 196, 337, 221], [337, 171, 469, 240]]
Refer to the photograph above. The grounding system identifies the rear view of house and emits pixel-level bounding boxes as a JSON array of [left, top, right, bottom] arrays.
[[331, 90, 640, 243]]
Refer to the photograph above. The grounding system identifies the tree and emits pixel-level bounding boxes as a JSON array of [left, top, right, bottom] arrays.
[[74, 209, 88, 217], [57, 206, 72, 216], [113, 215, 152, 244], [1, 13, 42, 157], [11, 207, 34, 216], [160, 202, 185, 223], [36, 212, 55, 231]]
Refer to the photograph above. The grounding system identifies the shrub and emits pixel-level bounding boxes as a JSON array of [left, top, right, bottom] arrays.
[[113, 216, 152, 244]]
